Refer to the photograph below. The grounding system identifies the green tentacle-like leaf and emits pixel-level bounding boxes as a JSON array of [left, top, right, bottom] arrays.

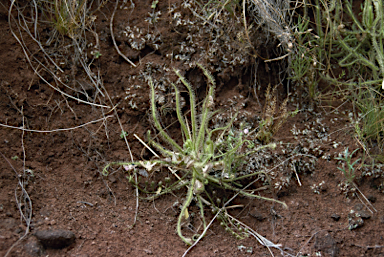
[[205, 174, 287, 208], [149, 79, 183, 153], [196, 63, 216, 90], [337, 38, 378, 71], [371, 34, 384, 78], [221, 170, 267, 183], [197, 80, 216, 152], [140, 180, 190, 200], [177, 174, 197, 245], [171, 82, 190, 143], [238, 143, 277, 159], [146, 131, 175, 158], [196, 64, 216, 151], [208, 112, 237, 142], [174, 69, 197, 148], [102, 161, 141, 176], [196, 106, 210, 154], [344, 0, 364, 32]]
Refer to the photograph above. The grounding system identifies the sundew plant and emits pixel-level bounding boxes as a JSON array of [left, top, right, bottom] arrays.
[[103, 64, 285, 245]]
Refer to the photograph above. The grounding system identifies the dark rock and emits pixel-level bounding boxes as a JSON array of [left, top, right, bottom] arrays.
[[24, 236, 44, 256], [249, 208, 265, 221], [357, 210, 371, 219], [330, 214, 340, 221], [367, 195, 377, 203], [34, 229, 75, 249], [314, 232, 339, 257]]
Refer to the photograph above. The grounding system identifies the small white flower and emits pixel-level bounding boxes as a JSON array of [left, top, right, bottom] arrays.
[[139, 161, 156, 171], [123, 165, 135, 171]]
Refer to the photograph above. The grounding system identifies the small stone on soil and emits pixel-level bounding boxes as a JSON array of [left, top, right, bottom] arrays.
[[24, 236, 44, 256], [357, 210, 371, 219], [367, 195, 377, 203], [330, 214, 340, 221], [249, 208, 265, 221], [34, 229, 76, 249], [314, 232, 339, 257]]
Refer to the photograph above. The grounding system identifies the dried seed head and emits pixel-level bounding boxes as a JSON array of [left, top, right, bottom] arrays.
[[193, 179, 205, 194], [337, 24, 345, 31], [207, 95, 214, 108]]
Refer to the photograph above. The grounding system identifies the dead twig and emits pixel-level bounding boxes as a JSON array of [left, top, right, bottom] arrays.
[[110, 0, 136, 67], [0, 115, 114, 133], [2, 108, 32, 257]]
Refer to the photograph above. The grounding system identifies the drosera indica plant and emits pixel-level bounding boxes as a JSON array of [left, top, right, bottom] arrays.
[[336, 148, 360, 199], [335, 147, 360, 185], [336, 147, 376, 213], [103, 64, 286, 245]]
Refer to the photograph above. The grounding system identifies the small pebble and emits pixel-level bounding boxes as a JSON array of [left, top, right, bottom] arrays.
[[249, 208, 265, 221], [34, 229, 75, 249], [367, 195, 377, 203]]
